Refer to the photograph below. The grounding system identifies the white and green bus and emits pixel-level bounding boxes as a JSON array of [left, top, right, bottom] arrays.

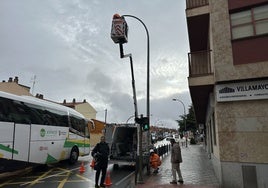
[[0, 91, 93, 164]]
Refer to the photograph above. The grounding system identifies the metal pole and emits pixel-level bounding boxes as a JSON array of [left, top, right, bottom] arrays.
[[122, 15, 150, 183], [122, 14, 150, 138], [138, 114, 143, 183], [122, 15, 151, 182], [172, 99, 187, 147], [119, 44, 138, 119], [129, 54, 143, 183], [119, 43, 143, 183], [104, 109, 107, 125]]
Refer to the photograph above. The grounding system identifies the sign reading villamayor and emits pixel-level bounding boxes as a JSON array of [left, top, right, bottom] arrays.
[[216, 80, 268, 102]]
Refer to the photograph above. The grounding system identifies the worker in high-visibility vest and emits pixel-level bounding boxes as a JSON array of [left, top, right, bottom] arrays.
[[149, 149, 161, 174]]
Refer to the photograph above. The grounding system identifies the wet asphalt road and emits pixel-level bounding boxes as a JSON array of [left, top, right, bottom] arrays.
[[0, 141, 171, 188], [0, 155, 136, 188]]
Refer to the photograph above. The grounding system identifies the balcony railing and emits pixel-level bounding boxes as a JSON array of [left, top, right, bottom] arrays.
[[188, 50, 212, 76], [186, 0, 209, 9]]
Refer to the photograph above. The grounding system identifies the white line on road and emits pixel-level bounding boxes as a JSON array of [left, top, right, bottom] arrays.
[[115, 171, 135, 186]]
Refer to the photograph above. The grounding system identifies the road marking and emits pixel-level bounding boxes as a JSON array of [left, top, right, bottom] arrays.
[[20, 168, 72, 186], [19, 165, 90, 187], [0, 163, 92, 187], [26, 169, 53, 186], [57, 171, 70, 188], [115, 171, 135, 186]]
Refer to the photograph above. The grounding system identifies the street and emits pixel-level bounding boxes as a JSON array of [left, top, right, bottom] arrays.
[[0, 141, 221, 188], [0, 155, 135, 188], [0, 140, 171, 188]]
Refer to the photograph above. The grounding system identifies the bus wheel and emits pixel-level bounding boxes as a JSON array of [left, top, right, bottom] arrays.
[[69, 147, 79, 164]]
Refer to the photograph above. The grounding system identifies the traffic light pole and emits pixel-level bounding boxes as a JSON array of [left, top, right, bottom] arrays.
[[173, 98, 187, 147], [137, 115, 144, 184]]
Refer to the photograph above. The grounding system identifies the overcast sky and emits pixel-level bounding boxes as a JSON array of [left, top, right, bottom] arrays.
[[0, 0, 191, 128]]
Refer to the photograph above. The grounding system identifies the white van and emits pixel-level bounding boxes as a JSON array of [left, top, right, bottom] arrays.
[[104, 123, 152, 168]]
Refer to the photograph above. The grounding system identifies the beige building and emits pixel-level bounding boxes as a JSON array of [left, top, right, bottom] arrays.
[[0, 76, 97, 124], [61, 98, 97, 120], [90, 119, 106, 147], [186, 0, 268, 187], [0, 76, 32, 96], [60, 99, 101, 147]]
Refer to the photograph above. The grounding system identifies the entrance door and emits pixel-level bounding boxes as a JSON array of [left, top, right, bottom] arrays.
[[13, 124, 30, 162]]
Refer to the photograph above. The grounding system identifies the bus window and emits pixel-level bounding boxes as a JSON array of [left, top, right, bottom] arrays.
[[70, 116, 87, 136], [85, 126, 90, 138]]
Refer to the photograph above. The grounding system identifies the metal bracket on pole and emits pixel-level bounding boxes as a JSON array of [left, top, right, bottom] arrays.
[[119, 43, 138, 119], [119, 43, 131, 58]]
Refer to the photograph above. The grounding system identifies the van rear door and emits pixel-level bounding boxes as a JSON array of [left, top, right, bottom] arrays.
[[104, 124, 114, 153]]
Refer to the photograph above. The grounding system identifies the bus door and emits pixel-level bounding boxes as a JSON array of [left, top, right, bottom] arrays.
[[85, 120, 95, 154], [83, 124, 90, 155], [0, 122, 15, 159], [13, 123, 30, 162]]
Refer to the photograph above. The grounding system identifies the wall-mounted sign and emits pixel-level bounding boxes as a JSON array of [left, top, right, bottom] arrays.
[[216, 80, 268, 102]]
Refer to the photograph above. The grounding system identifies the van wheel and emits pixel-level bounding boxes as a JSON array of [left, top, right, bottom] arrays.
[[69, 147, 79, 164], [113, 164, 119, 170]]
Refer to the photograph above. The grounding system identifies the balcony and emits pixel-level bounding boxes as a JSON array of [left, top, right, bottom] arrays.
[[186, 0, 212, 125], [188, 50, 214, 124], [186, 0, 209, 9], [188, 50, 212, 76]]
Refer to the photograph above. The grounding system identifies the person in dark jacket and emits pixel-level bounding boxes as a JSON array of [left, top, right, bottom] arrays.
[[91, 136, 110, 188], [170, 138, 183, 184]]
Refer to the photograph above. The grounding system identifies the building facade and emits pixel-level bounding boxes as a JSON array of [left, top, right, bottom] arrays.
[[0, 76, 97, 121], [0, 76, 32, 96], [61, 98, 97, 120], [186, 0, 268, 187]]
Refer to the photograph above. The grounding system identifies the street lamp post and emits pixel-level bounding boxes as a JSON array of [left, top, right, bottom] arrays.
[[104, 109, 107, 125], [126, 115, 135, 123], [121, 15, 150, 151], [111, 14, 150, 184], [172, 98, 187, 147], [121, 15, 150, 122], [121, 15, 150, 182]]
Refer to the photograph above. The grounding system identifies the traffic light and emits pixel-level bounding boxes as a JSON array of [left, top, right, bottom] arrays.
[[135, 117, 149, 131], [141, 117, 149, 131]]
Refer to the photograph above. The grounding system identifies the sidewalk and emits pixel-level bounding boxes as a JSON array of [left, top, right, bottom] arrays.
[[136, 144, 220, 188]]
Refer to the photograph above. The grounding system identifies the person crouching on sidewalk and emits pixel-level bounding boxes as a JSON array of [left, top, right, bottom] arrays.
[[170, 138, 184, 184], [150, 149, 161, 174]]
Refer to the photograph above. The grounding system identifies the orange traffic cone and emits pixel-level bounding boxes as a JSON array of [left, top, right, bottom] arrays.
[[79, 161, 85, 173], [104, 171, 112, 186], [90, 159, 95, 168]]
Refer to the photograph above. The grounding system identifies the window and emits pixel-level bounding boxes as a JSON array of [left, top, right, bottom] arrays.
[[231, 4, 268, 39], [0, 96, 70, 126], [70, 115, 87, 136]]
